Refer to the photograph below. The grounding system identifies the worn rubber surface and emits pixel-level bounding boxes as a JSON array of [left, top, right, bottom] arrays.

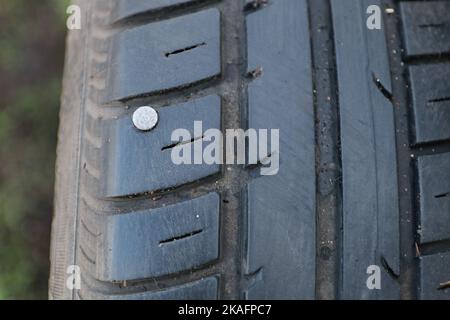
[[50, 0, 450, 299]]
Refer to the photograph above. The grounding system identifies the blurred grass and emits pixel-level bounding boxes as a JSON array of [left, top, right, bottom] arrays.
[[0, 0, 69, 299]]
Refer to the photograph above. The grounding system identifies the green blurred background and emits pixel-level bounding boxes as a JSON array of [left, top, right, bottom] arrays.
[[0, 0, 69, 299]]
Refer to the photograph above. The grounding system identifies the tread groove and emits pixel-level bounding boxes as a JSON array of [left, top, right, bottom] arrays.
[[309, 0, 342, 300], [111, 0, 221, 30], [419, 238, 450, 257]]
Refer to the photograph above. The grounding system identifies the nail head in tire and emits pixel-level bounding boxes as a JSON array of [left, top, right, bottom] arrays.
[[132, 106, 158, 131]]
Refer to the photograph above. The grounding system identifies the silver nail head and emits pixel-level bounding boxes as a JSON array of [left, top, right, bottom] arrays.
[[132, 106, 158, 131]]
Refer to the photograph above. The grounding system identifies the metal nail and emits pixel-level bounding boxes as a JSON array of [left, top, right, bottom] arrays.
[[132, 106, 158, 131]]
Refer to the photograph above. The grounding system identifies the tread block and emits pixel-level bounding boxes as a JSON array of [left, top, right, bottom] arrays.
[[417, 153, 450, 244], [112, 0, 196, 22], [332, 0, 400, 299], [101, 95, 221, 198], [84, 276, 218, 300], [400, 1, 450, 57], [96, 193, 220, 281], [107, 9, 220, 101], [245, 0, 316, 299], [420, 252, 450, 300], [409, 63, 450, 144]]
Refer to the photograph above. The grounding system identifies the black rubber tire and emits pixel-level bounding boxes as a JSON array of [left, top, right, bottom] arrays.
[[50, 0, 450, 300]]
